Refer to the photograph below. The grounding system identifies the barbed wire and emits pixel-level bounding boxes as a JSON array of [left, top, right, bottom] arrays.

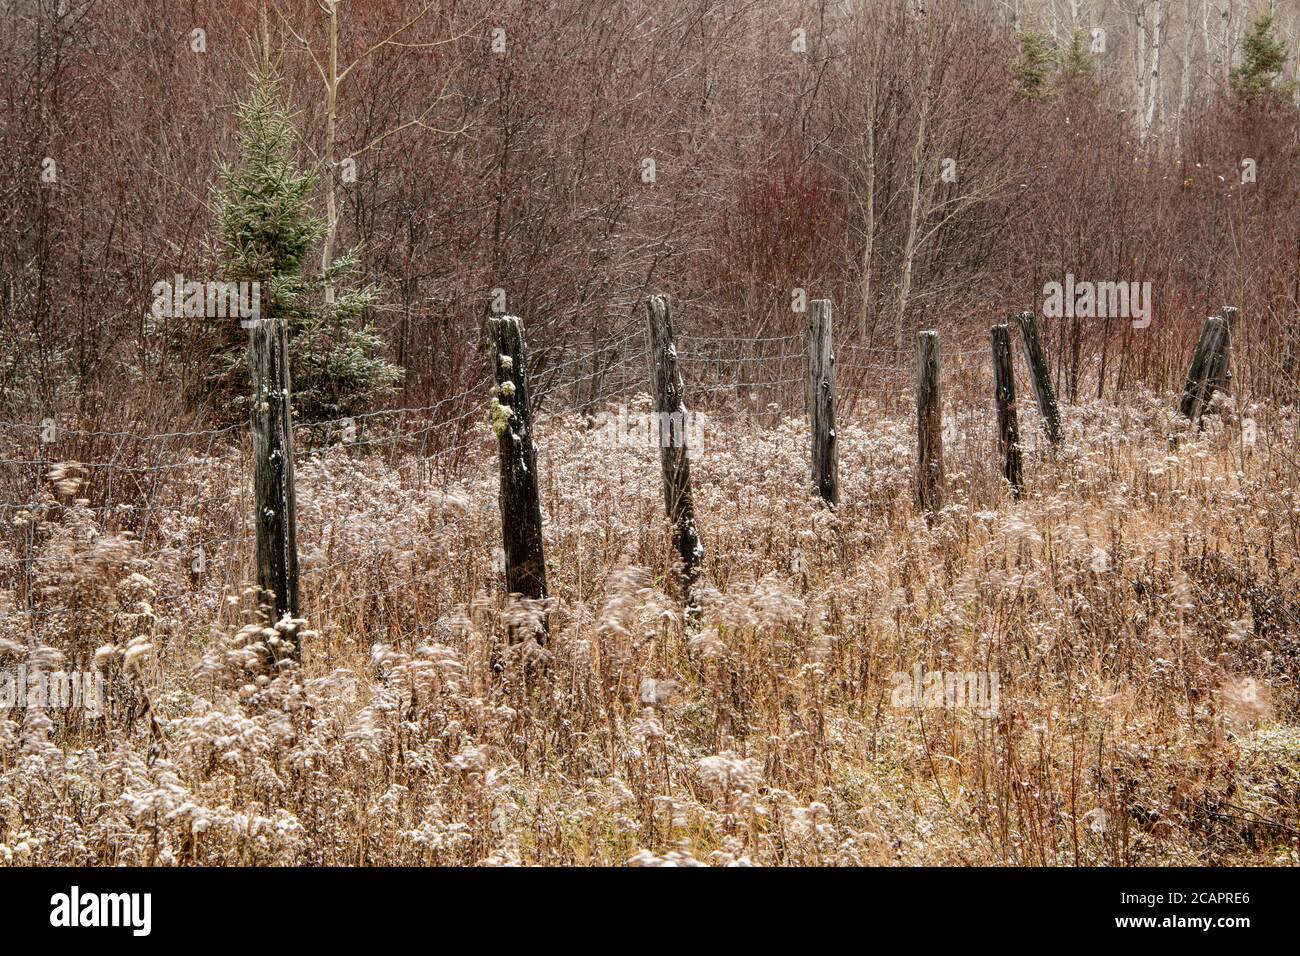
[[679, 331, 802, 344], [679, 350, 807, 365], [839, 362, 914, 373], [840, 342, 909, 355], [4, 324, 1293, 629]]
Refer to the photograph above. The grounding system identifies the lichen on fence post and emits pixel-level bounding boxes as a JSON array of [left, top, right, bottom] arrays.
[[915, 330, 944, 519], [808, 298, 839, 507], [249, 315, 300, 641], [646, 294, 705, 610], [490, 315, 549, 642], [991, 323, 1023, 499]]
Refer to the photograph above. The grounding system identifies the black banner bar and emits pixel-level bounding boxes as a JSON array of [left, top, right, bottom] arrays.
[[0, 866, 1281, 944]]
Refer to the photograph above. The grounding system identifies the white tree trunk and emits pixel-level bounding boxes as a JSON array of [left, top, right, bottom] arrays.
[[1144, 0, 1163, 137], [323, 2, 340, 307], [1135, 4, 1148, 126], [860, 64, 878, 341], [896, 58, 931, 348]]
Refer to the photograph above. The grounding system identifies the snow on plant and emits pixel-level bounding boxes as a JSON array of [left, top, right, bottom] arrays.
[[0, 395, 1296, 865]]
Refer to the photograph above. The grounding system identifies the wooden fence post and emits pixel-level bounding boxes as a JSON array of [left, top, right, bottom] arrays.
[[1013, 310, 1062, 446], [1178, 315, 1221, 420], [1207, 305, 1238, 397], [991, 323, 1023, 499], [489, 315, 549, 641], [915, 330, 944, 518], [808, 298, 839, 506], [1181, 315, 1229, 428], [646, 294, 705, 606], [250, 315, 301, 634]]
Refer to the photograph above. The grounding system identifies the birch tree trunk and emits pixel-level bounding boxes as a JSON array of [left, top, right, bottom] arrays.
[[1136, 4, 1149, 128], [1144, 0, 1163, 136], [1178, 0, 1192, 144], [322, 1, 340, 307], [896, 56, 932, 349], [860, 59, 878, 342], [1221, 0, 1235, 83]]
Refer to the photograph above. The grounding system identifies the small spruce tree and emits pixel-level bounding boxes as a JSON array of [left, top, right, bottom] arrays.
[[1229, 13, 1295, 104], [212, 57, 401, 428], [1057, 29, 1098, 95], [1015, 30, 1057, 100]]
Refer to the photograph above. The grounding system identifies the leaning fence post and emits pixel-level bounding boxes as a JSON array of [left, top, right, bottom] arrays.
[[808, 298, 839, 506], [250, 315, 301, 636], [915, 330, 944, 519], [646, 294, 705, 607], [490, 315, 549, 641], [1178, 315, 1221, 420], [1206, 305, 1238, 397], [991, 323, 1023, 499], [1013, 310, 1061, 446]]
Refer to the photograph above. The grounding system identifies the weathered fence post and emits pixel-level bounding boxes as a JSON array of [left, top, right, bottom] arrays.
[[1181, 314, 1229, 428], [1178, 315, 1221, 420], [991, 323, 1023, 499], [646, 294, 705, 607], [489, 315, 549, 641], [250, 315, 301, 634], [915, 330, 944, 518], [808, 298, 839, 506], [1206, 305, 1238, 397], [1013, 310, 1061, 446]]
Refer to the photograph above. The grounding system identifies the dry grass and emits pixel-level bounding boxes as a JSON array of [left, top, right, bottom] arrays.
[[2, 390, 1298, 866]]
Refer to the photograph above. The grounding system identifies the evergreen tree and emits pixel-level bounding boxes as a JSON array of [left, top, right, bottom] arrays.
[[212, 57, 401, 428], [1014, 30, 1057, 100], [1230, 13, 1295, 104], [1057, 29, 1098, 94]]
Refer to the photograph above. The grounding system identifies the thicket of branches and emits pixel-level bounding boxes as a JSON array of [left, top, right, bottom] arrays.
[[2, 0, 1298, 429]]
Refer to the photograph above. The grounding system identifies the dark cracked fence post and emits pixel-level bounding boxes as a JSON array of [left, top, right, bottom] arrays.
[[1206, 305, 1238, 399], [991, 323, 1023, 499], [808, 298, 839, 506], [1181, 314, 1229, 429], [1179, 315, 1222, 421], [646, 294, 704, 608], [1013, 310, 1062, 446], [250, 316, 301, 638], [915, 330, 944, 519], [490, 315, 549, 642]]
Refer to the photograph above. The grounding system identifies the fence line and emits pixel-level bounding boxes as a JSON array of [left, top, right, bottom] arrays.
[[2, 298, 1281, 644]]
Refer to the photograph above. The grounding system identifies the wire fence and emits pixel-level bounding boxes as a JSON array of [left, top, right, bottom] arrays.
[[1, 308, 1293, 640]]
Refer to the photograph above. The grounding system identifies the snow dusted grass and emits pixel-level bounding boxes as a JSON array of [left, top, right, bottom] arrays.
[[2, 391, 1298, 865]]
